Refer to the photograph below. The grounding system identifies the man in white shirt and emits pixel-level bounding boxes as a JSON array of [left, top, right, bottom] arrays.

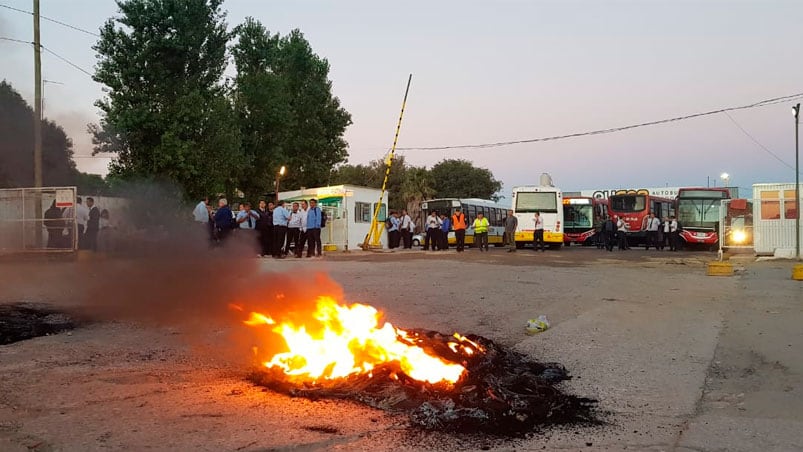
[[75, 197, 90, 249], [533, 211, 545, 252], [298, 200, 309, 257], [644, 212, 661, 250], [424, 211, 442, 251], [285, 202, 303, 257], [399, 209, 413, 249], [194, 197, 209, 223], [668, 216, 679, 251], [236, 202, 259, 230], [616, 215, 630, 250]]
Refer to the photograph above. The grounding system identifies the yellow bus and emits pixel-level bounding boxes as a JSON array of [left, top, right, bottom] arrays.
[[512, 185, 564, 248], [420, 198, 507, 246]]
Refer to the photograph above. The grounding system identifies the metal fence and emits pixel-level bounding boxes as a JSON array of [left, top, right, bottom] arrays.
[[0, 187, 77, 254]]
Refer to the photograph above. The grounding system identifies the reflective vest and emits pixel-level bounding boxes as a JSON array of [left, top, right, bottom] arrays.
[[452, 213, 466, 230], [473, 218, 489, 233]]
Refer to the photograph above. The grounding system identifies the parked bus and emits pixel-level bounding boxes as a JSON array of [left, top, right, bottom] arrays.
[[420, 198, 506, 247], [676, 187, 730, 249], [512, 185, 564, 248], [563, 196, 609, 246], [608, 191, 674, 245]]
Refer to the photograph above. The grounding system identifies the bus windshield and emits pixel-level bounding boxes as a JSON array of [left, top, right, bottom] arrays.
[[610, 195, 646, 212], [563, 204, 593, 229], [678, 199, 720, 229], [515, 192, 557, 213]]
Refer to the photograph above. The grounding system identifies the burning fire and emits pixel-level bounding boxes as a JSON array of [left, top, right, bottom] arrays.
[[236, 296, 483, 385]]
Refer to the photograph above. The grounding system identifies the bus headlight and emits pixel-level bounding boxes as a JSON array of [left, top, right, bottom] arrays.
[[732, 230, 747, 244]]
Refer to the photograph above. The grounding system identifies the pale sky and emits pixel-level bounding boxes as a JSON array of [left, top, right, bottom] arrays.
[[2, 0, 802, 194]]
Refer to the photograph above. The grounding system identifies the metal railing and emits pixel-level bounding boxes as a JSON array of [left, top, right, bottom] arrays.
[[0, 187, 77, 254]]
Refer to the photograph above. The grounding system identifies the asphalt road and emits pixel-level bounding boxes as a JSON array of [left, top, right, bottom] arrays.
[[0, 247, 800, 451]]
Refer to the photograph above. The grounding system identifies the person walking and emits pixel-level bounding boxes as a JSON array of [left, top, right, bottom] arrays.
[[439, 213, 451, 250], [305, 198, 323, 258], [452, 208, 467, 252], [532, 211, 545, 252], [285, 202, 303, 257], [272, 201, 289, 258], [616, 215, 630, 250], [424, 211, 441, 251], [504, 210, 518, 252], [399, 209, 413, 249], [644, 212, 660, 250], [473, 212, 490, 251]]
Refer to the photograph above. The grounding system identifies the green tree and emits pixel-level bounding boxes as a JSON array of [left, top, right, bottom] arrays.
[[232, 19, 351, 197], [399, 166, 435, 228], [330, 154, 411, 210], [0, 81, 78, 188], [91, 0, 242, 199], [430, 159, 502, 201]]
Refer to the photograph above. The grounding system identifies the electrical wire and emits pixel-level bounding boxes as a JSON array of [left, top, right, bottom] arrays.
[[40, 45, 94, 77], [723, 111, 798, 174], [0, 3, 100, 37], [0, 36, 31, 45], [398, 92, 803, 151]]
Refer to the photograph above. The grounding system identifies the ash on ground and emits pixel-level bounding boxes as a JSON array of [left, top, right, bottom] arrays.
[[0, 302, 75, 345], [249, 330, 598, 436]]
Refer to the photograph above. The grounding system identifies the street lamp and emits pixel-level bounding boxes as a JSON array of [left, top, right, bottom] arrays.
[[275, 165, 287, 203], [793, 103, 800, 259], [720, 172, 730, 189]]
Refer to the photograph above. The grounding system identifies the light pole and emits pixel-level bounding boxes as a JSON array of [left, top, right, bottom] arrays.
[[275, 165, 286, 203], [793, 103, 800, 260], [720, 172, 730, 191]]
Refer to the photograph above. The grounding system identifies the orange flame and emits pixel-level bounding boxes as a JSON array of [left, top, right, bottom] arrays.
[[241, 296, 479, 385]]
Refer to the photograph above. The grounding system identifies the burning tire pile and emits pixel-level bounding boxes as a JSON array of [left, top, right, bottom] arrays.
[[249, 328, 598, 436]]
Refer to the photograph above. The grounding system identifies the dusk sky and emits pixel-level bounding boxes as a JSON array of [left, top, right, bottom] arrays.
[[2, 0, 802, 196]]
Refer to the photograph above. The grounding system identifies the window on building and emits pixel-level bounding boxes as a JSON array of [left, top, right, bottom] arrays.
[[760, 191, 780, 220], [374, 203, 387, 221], [355, 202, 371, 223], [784, 189, 798, 220]]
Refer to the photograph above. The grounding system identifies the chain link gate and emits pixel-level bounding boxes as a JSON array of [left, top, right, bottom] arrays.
[[0, 187, 77, 254]]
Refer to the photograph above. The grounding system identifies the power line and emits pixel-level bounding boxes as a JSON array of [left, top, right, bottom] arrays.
[[398, 92, 803, 151], [0, 3, 100, 37], [40, 45, 94, 77], [0, 36, 32, 45], [723, 111, 799, 174]]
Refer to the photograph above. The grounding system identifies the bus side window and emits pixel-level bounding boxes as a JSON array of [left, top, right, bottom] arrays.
[[467, 205, 476, 223]]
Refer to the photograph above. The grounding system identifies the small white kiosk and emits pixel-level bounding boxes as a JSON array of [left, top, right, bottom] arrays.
[[752, 183, 803, 256], [280, 185, 389, 251]]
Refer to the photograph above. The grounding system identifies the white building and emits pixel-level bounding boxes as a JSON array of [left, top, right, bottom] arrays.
[[752, 183, 802, 257], [280, 185, 389, 251]]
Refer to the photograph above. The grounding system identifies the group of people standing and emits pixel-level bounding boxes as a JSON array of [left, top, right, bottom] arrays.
[[194, 197, 325, 258], [44, 196, 110, 252], [422, 208, 489, 252], [385, 209, 415, 249], [598, 212, 683, 251]]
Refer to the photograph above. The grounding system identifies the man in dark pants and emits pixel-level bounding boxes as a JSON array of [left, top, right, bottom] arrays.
[[532, 211, 545, 252], [400, 209, 413, 249], [602, 216, 616, 252], [452, 208, 467, 252], [84, 197, 101, 252], [424, 210, 441, 251], [644, 212, 660, 250], [272, 200, 289, 258], [255, 200, 273, 257], [305, 198, 323, 257]]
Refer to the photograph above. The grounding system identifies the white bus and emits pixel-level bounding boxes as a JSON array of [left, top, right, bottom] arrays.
[[420, 198, 507, 247], [512, 185, 564, 249]]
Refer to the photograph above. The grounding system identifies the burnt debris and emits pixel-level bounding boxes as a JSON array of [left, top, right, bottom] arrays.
[[0, 303, 75, 345], [249, 329, 598, 436]]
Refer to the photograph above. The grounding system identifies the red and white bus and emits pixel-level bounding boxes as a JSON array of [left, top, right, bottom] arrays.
[[676, 187, 730, 248], [608, 191, 674, 245], [562, 197, 609, 245]]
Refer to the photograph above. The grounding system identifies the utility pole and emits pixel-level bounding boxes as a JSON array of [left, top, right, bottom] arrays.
[[794, 103, 800, 260], [33, 0, 42, 188]]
